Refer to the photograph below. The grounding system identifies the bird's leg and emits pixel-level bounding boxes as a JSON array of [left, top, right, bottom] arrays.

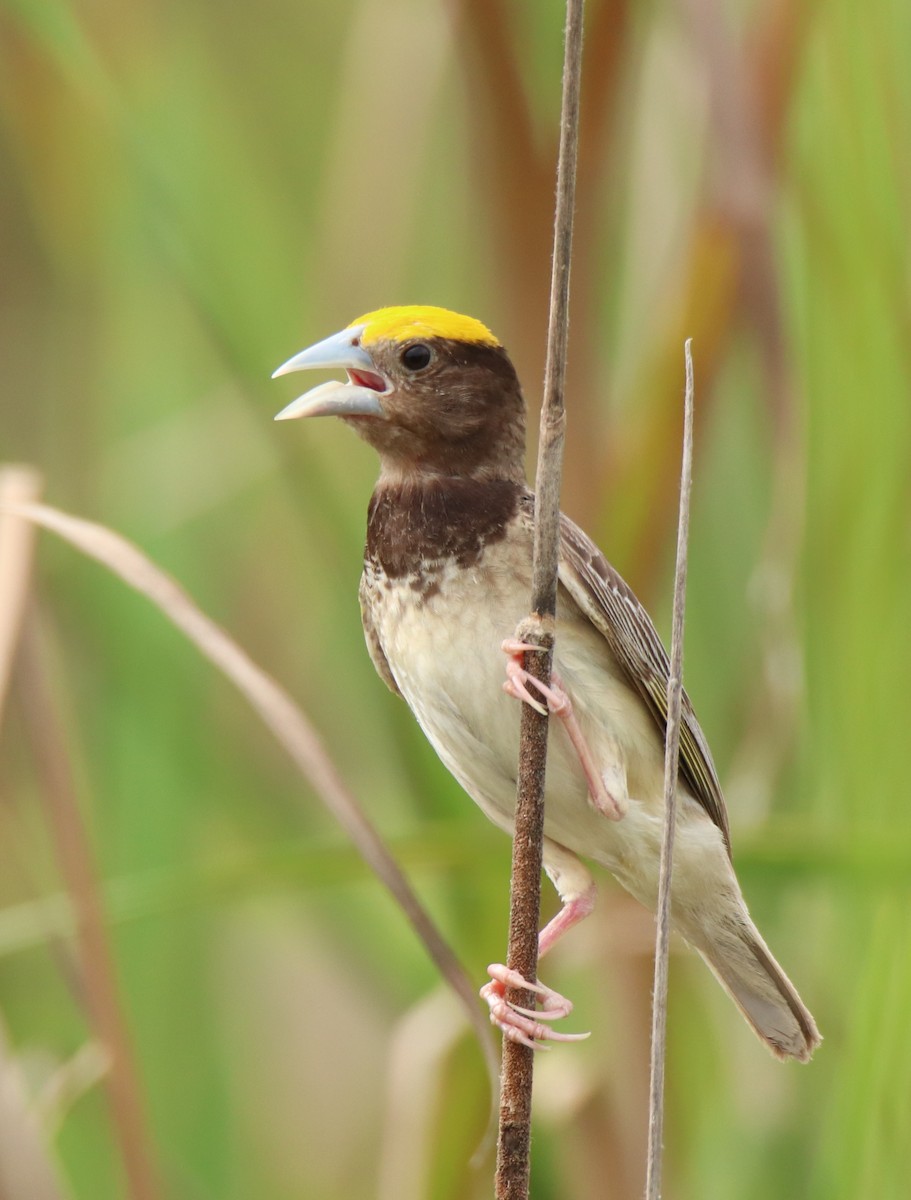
[[502, 638, 627, 821], [481, 844, 596, 1049]]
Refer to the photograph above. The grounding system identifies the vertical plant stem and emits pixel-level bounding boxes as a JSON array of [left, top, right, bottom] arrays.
[[645, 341, 695, 1200], [18, 616, 163, 1200], [494, 2, 584, 1197]]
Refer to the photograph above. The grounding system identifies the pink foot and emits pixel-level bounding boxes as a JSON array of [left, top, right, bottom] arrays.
[[501, 638, 553, 716], [501, 639, 626, 821], [480, 964, 590, 1050]]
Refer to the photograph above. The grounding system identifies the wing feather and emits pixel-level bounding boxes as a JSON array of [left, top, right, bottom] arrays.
[[550, 504, 731, 851]]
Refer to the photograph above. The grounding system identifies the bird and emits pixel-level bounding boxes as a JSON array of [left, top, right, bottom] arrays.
[[272, 304, 821, 1062]]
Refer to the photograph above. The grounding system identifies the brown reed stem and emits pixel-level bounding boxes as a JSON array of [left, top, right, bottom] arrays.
[[494, 1, 584, 1196]]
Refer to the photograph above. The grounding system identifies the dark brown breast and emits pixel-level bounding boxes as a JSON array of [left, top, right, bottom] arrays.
[[365, 477, 524, 579]]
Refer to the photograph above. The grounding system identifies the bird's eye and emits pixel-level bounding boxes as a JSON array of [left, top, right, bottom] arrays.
[[401, 342, 432, 371]]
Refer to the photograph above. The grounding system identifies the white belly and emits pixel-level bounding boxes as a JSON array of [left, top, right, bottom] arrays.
[[365, 546, 729, 913]]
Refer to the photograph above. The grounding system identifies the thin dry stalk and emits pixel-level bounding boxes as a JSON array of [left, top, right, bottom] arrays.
[[494, 2, 584, 1197], [18, 615, 163, 1200], [0, 501, 498, 1104], [644, 341, 695, 1200]]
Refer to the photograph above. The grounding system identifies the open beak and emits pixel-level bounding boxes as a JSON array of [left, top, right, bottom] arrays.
[[272, 324, 390, 421]]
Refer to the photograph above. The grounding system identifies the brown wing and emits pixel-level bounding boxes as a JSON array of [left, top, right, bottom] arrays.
[[556, 509, 731, 852]]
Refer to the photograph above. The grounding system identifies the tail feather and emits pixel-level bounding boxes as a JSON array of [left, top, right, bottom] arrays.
[[691, 913, 821, 1062]]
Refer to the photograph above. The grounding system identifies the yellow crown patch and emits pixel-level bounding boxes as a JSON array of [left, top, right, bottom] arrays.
[[350, 306, 500, 348]]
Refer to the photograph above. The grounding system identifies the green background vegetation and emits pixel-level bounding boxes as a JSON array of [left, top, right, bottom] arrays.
[[1, 0, 909, 1196]]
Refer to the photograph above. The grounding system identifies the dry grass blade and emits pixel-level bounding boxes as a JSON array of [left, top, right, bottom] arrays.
[[0, 501, 499, 1108], [645, 340, 695, 1200]]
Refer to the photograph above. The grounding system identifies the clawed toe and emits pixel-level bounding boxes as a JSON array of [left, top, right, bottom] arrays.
[[501, 638, 538, 658], [503, 669, 548, 716], [501, 642, 568, 718], [481, 963, 590, 1049]]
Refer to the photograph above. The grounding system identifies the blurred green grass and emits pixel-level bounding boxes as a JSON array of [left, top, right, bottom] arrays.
[[1, 0, 910, 1196]]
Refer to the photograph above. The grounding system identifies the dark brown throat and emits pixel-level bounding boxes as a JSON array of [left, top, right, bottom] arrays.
[[366, 477, 525, 579]]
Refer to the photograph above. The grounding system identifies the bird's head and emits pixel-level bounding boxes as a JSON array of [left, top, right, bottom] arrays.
[[273, 306, 526, 483]]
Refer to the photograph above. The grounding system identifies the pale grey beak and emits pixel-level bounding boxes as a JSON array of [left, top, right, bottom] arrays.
[[272, 324, 389, 421]]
